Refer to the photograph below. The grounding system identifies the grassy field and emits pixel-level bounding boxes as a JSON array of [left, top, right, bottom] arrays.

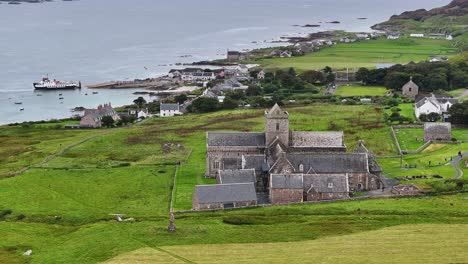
[[1, 105, 467, 263], [257, 38, 458, 71], [394, 127, 425, 151], [335, 85, 388, 97], [133, 224, 468, 264]]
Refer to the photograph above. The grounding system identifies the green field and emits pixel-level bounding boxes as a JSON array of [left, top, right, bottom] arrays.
[[258, 38, 457, 71], [1, 106, 467, 263], [335, 85, 388, 97], [105, 224, 468, 264], [394, 127, 425, 151]]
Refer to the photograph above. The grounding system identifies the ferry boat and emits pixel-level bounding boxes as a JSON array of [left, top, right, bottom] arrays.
[[33, 76, 81, 90]]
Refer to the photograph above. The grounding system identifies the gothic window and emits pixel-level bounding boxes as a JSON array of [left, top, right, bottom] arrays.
[[214, 161, 220, 169], [409, 88, 412, 92], [276, 123, 279, 131], [328, 182, 333, 188], [299, 164, 304, 172]]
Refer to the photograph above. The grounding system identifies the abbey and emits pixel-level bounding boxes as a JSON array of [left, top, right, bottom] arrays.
[[195, 104, 383, 209]]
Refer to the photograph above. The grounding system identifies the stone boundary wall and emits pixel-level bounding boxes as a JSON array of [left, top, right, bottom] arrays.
[[390, 126, 402, 155]]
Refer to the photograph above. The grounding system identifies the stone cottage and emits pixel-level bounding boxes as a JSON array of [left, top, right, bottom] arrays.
[[402, 77, 419, 99], [160, 103, 181, 117], [196, 104, 383, 208], [192, 183, 257, 210], [424, 122, 452, 141], [80, 103, 120, 128]]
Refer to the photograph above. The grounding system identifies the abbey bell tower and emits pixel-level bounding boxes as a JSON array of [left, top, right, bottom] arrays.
[[265, 104, 289, 146]]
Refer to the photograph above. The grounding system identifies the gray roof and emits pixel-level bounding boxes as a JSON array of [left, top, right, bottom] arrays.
[[242, 155, 266, 171], [270, 174, 303, 189], [207, 132, 266, 147], [287, 153, 369, 174], [219, 169, 256, 184], [290, 131, 344, 148], [160, 103, 180, 111], [195, 183, 257, 204], [424, 122, 451, 134], [223, 158, 242, 170], [303, 174, 349, 193]]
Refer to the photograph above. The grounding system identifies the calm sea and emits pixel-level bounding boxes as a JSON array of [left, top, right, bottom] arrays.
[[0, 0, 449, 124]]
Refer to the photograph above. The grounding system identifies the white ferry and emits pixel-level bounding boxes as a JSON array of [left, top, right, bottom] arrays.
[[33, 76, 81, 90]]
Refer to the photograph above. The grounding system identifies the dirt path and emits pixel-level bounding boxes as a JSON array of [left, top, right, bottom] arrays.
[[451, 152, 467, 179], [455, 89, 468, 99]]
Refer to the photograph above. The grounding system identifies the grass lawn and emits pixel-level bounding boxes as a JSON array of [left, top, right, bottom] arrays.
[[394, 127, 425, 151], [335, 85, 388, 97], [152, 224, 468, 264], [378, 142, 468, 187], [385, 103, 416, 123], [257, 38, 457, 71], [1, 106, 467, 263]]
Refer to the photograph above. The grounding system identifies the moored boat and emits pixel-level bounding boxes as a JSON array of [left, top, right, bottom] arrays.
[[33, 75, 81, 90]]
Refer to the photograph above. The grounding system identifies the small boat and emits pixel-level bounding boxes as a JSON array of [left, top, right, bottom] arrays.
[[20, 108, 24, 111], [59, 97, 64, 100], [92, 92, 98, 94], [59, 93, 63, 96], [14, 102, 22, 105], [85, 93, 88, 95], [36, 94, 42, 96]]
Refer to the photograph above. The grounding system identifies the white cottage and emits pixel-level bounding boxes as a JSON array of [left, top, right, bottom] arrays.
[[415, 95, 458, 118], [160, 103, 181, 117]]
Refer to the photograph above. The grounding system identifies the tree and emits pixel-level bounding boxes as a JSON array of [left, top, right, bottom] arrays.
[[355, 67, 370, 84], [133, 97, 147, 109], [384, 72, 410, 90], [174, 94, 188, 104], [246, 85, 262, 96], [426, 112, 441, 122], [101, 116, 114, 128], [222, 97, 239, 110], [323, 66, 332, 74], [448, 102, 468, 124], [325, 73, 336, 84], [419, 113, 428, 122], [299, 70, 325, 84], [188, 97, 219, 113]]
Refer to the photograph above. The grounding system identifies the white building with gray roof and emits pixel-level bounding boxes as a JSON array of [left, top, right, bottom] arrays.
[[160, 103, 181, 117]]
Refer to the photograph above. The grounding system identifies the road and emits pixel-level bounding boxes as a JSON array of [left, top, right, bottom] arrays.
[[451, 152, 467, 179]]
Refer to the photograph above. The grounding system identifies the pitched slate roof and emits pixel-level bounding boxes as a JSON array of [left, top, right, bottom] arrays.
[[207, 132, 265, 147], [242, 155, 266, 171], [270, 174, 303, 189], [160, 103, 180, 111], [218, 169, 256, 184], [424, 122, 451, 134], [195, 183, 257, 204], [223, 158, 242, 170], [303, 174, 349, 193], [290, 131, 344, 148], [287, 153, 369, 174]]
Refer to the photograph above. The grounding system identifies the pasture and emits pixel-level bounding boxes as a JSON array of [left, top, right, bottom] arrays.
[[258, 38, 457, 71], [335, 85, 388, 97]]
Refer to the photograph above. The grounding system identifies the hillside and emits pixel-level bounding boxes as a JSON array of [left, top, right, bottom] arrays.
[[372, 0, 468, 50]]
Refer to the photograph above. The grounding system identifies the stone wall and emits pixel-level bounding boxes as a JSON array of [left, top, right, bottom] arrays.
[[270, 188, 303, 204], [194, 201, 257, 211], [306, 192, 348, 201]]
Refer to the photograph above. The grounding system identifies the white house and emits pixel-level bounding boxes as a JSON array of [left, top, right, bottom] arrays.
[[236, 64, 249, 74], [257, 70, 265, 80], [446, 35, 453, 41], [138, 109, 149, 119], [160, 103, 181, 117], [355, 33, 369, 39], [415, 94, 458, 118], [387, 34, 400, 40], [280, 50, 293, 58], [429, 57, 448, 63], [410, 33, 424, 38], [181, 72, 216, 82]]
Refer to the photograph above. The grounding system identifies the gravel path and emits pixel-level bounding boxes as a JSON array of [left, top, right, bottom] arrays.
[[451, 152, 467, 179]]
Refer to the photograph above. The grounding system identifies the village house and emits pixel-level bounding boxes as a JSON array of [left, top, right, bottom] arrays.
[[355, 33, 369, 40], [280, 50, 293, 58], [423, 122, 452, 141], [387, 33, 400, 40], [227, 50, 241, 61], [194, 104, 383, 209], [410, 33, 425, 38], [182, 72, 216, 82], [401, 77, 419, 99], [80, 103, 120, 128], [192, 183, 257, 210], [160, 103, 181, 117], [257, 70, 265, 80], [429, 56, 448, 62], [446, 35, 453, 41], [415, 94, 457, 118]]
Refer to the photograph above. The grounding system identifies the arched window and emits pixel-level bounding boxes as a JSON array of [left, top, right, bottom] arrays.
[[299, 164, 304, 172], [276, 123, 279, 131], [409, 88, 412, 92]]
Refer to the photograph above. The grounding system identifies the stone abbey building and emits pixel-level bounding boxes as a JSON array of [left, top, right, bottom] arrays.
[[193, 104, 383, 209]]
